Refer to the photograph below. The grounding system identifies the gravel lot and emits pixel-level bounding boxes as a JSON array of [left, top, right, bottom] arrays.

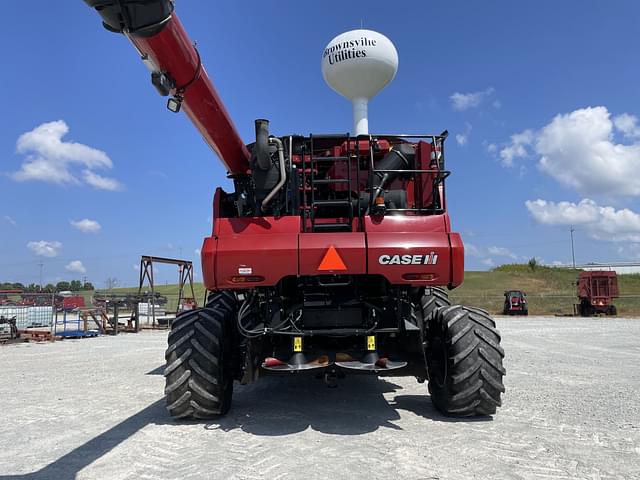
[[1, 316, 639, 480]]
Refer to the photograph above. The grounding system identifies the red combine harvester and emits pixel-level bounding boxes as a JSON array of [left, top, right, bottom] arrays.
[[576, 271, 619, 316], [84, 0, 505, 418]]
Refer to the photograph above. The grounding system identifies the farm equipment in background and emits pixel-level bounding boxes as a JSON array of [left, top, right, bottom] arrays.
[[0, 316, 19, 341], [93, 292, 168, 311], [18, 293, 53, 307], [55, 295, 86, 312], [84, 0, 505, 419], [503, 290, 528, 316], [0, 290, 21, 306], [575, 271, 618, 316], [178, 297, 197, 313]]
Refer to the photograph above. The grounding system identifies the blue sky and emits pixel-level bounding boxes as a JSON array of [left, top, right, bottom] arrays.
[[1, 1, 639, 288]]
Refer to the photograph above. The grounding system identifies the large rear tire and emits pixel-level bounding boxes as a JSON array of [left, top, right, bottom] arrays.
[[426, 305, 506, 416], [420, 287, 451, 321], [164, 291, 237, 419]]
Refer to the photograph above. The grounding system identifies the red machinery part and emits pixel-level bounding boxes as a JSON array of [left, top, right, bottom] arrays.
[[201, 213, 464, 290], [85, 1, 250, 175], [130, 16, 250, 175]]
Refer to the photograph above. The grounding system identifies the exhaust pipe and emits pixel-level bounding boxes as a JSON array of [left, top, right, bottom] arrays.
[[252, 119, 272, 171]]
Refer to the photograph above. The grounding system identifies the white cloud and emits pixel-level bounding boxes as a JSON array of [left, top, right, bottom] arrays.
[[525, 198, 640, 242], [481, 258, 496, 267], [70, 218, 101, 234], [499, 129, 534, 167], [65, 260, 86, 274], [133, 264, 140, 271], [465, 242, 516, 266], [10, 120, 123, 191], [27, 240, 62, 257], [82, 169, 123, 191], [4, 215, 16, 226], [195, 248, 201, 257], [464, 242, 482, 257], [455, 122, 473, 146], [450, 87, 495, 111], [613, 113, 640, 139], [487, 246, 518, 260], [498, 107, 640, 196]]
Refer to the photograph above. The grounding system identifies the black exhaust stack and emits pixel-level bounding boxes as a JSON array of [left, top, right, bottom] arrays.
[[250, 119, 279, 208], [252, 119, 273, 171]]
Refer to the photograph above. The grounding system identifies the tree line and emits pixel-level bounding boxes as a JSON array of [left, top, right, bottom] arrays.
[[0, 281, 95, 293]]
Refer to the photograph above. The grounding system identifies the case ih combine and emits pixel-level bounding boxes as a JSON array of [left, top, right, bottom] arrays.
[[84, 0, 505, 418]]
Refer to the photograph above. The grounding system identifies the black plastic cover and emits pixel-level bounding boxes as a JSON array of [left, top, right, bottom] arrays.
[[84, 0, 174, 37]]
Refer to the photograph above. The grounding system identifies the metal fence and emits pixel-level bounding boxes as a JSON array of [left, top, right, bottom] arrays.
[[0, 293, 56, 329]]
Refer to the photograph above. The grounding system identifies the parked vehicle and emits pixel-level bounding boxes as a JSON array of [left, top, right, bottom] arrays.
[[83, 0, 505, 419], [503, 290, 528, 315], [576, 271, 618, 316]]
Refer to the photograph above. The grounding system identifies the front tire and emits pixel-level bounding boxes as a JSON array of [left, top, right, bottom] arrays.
[[426, 305, 506, 416], [164, 292, 237, 419]]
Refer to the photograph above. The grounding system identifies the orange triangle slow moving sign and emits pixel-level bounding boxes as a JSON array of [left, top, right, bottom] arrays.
[[318, 245, 347, 271]]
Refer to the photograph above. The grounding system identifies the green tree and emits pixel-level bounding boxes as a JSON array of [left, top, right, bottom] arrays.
[[70, 280, 82, 291], [56, 281, 71, 292], [82, 282, 94, 291], [44, 283, 56, 293], [528, 257, 538, 272]]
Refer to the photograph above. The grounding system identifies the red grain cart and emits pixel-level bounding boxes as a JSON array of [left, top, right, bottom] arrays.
[[575, 271, 618, 316]]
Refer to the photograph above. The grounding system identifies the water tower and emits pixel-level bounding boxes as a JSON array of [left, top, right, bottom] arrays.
[[321, 29, 398, 136]]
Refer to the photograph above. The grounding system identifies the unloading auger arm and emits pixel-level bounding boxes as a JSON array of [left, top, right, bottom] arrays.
[[84, 0, 251, 175]]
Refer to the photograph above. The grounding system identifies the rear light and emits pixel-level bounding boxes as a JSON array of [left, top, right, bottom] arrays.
[[402, 273, 435, 281], [230, 275, 265, 283]]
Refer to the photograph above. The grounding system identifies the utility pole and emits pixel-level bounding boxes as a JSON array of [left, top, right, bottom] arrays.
[[570, 226, 576, 269], [38, 261, 44, 290]]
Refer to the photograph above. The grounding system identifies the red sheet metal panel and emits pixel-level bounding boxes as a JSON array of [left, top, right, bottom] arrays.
[[214, 217, 300, 289], [365, 215, 453, 286], [299, 233, 366, 276]]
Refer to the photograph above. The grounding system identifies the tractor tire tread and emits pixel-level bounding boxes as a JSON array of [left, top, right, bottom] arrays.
[[427, 305, 505, 417], [164, 292, 236, 419]]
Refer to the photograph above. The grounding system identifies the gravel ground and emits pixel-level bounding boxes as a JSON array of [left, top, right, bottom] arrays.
[[0, 316, 639, 480]]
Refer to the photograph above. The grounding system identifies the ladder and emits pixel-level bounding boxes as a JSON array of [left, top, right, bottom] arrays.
[[308, 134, 354, 233]]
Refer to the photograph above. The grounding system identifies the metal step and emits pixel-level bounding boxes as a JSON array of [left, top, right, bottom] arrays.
[[313, 200, 352, 207], [311, 156, 349, 162], [312, 178, 349, 184], [313, 222, 352, 232]]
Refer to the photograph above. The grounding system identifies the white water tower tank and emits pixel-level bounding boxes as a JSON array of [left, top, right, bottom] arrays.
[[321, 29, 398, 136]]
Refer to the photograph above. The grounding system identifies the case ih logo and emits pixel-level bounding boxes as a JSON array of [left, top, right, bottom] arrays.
[[378, 252, 438, 265]]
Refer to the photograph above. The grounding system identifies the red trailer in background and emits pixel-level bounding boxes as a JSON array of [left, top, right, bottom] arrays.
[[576, 271, 619, 316], [57, 295, 86, 312]]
